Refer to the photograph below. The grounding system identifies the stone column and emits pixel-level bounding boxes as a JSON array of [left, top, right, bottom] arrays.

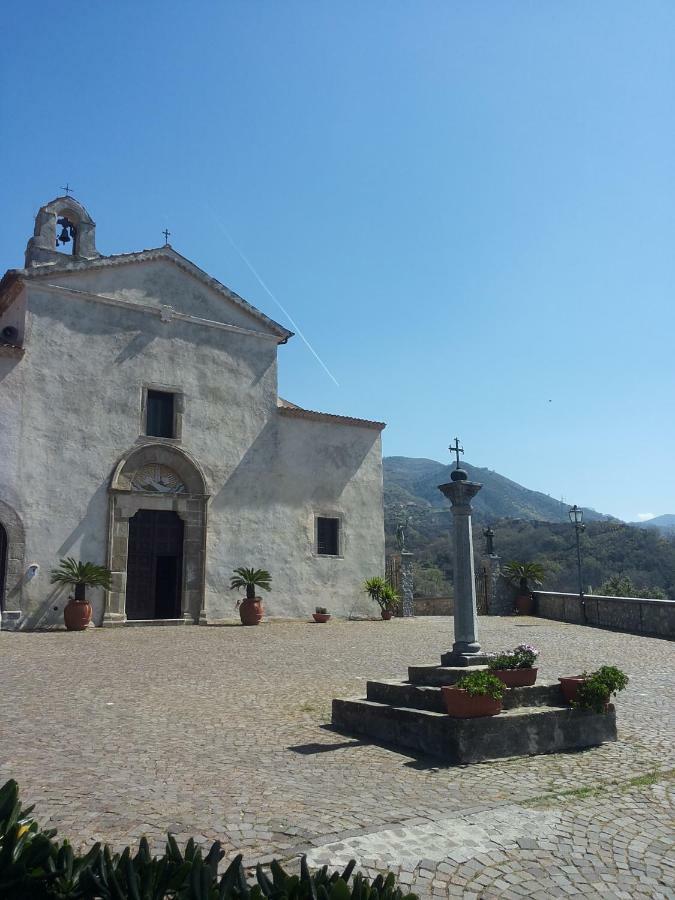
[[400, 550, 414, 617], [439, 469, 489, 666]]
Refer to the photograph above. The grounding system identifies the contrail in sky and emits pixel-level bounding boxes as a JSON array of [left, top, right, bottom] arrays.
[[208, 211, 339, 387]]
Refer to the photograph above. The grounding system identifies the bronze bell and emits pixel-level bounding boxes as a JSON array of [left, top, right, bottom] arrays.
[[56, 216, 74, 245]]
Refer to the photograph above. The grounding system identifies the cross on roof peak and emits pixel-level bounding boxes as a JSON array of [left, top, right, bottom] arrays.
[[60, 183, 74, 197], [162, 228, 171, 245]]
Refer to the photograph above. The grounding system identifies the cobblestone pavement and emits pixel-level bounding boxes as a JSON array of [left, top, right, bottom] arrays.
[[1, 616, 673, 897]]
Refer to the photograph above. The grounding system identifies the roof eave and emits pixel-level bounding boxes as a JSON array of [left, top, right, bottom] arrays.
[[277, 403, 386, 431]]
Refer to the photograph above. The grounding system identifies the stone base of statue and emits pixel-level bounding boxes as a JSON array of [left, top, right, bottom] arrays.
[[400, 551, 414, 617]]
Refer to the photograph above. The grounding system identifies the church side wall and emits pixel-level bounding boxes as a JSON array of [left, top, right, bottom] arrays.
[[205, 415, 385, 620]]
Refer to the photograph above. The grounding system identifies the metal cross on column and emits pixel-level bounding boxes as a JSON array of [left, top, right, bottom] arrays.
[[449, 437, 464, 469]]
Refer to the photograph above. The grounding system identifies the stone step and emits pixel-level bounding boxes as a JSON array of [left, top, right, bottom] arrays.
[[366, 679, 565, 713], [331, 697, 617, 765], [408, 664, 488, 686]]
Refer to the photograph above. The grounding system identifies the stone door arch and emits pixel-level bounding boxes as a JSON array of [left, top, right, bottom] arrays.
[[0, 499, 26, 627], [103, 444, 209, 626]]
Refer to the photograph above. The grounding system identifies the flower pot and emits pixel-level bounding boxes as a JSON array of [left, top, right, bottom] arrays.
[[381, 610, 393, 620], [63, 598, 92, 631], [493, 667, 538, 687], [441, 686, 502, 718], [515, 593, 535, 615], [312, 613, 331, 623], [238, 597, 263, 626], [558, 676, 587, 703]]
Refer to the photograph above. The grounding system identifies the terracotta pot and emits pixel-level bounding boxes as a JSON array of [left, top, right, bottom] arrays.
[[238, 597, 263, 626], [64, 598, 92, 631], [312, 613, 331, 623], [381, 610, 393, 620], [441, 686, 502, 718], [559, 676, 587, 703], [493, 667, 538, 687], [515, 593, 535, 615]]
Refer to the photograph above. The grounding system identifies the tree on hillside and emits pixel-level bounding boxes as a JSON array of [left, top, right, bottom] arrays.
[[598, 574, 666, 600]]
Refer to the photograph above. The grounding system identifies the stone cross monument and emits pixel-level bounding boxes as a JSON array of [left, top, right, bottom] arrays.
[[438, 439, 489, 666]]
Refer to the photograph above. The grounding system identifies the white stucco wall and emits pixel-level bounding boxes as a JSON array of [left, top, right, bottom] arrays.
[[0, 256, 384, 627]]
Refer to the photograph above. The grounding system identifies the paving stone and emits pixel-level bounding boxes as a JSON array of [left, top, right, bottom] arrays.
[[0, 618, 673, 899]]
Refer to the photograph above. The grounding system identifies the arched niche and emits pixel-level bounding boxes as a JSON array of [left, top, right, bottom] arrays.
[[103, 444, 209, 626]]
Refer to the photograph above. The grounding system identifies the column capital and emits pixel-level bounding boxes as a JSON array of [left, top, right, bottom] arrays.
[[438, 480, 482, 507]]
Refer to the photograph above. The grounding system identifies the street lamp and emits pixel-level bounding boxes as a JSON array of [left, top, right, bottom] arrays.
[[568, 505, 585, 621]]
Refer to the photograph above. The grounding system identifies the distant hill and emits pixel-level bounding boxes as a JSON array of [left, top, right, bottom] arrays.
[[383, 456, 613, 525], [632, 514, 675, 534], [382, 457, 673, 600]]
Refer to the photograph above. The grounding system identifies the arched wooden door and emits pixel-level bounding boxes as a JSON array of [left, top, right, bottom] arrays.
[[126, 510, 184, 620]]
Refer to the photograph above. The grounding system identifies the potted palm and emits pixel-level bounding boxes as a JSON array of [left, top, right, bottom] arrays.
[[442, 671, 505, 718], [379, 583, 400, 619], [230, 567, 271, 626], [502, 561, 546, 615], [363, 577, 400, 620], [488, 643, 539, 687], [50, 558, 112, 631]]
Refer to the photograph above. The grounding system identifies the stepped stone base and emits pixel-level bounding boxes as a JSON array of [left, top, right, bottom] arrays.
[[331, 661, 618, 765], [332, 697, 616, 765], [367, 678, 564, 712]]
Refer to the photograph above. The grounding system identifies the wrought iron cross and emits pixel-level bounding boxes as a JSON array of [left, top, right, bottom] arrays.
[[60, 183, 73, 196], [449, 437, 464, 469], [162, 228, 171, 244]]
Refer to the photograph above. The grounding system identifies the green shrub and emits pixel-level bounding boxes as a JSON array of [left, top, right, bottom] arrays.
[[0, 779, 416, 900], [456, 671, 505, 701], [574, 666, 629, 713]]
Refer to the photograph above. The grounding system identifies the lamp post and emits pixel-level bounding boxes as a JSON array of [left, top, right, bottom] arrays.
[[569, 504, 585, 622]]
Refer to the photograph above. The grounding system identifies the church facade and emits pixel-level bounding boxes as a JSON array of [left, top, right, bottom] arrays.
[[0, 196, 385, 628]]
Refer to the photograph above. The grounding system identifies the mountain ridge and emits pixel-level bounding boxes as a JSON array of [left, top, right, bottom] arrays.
[[632, 514, 675, 533], [383, 456, 614, 524]]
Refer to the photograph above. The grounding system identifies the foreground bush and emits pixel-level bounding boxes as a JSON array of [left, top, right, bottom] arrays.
[[0, 779, 416, 900]]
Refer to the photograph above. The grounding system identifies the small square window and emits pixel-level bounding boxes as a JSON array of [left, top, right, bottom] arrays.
[[317, 517, 340, 556], [146, 390, 175, 438]]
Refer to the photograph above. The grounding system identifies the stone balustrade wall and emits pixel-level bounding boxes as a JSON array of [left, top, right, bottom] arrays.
[[533, 590, 675, 640], [412, 596, 454, 616]]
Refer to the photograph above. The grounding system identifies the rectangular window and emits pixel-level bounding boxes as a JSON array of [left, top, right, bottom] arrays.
[[317, 517, 340, 556], [146, 390, 175, 438]]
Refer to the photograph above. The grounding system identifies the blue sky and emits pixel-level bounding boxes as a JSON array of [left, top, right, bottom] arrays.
[[2, 2, 673, 521]]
